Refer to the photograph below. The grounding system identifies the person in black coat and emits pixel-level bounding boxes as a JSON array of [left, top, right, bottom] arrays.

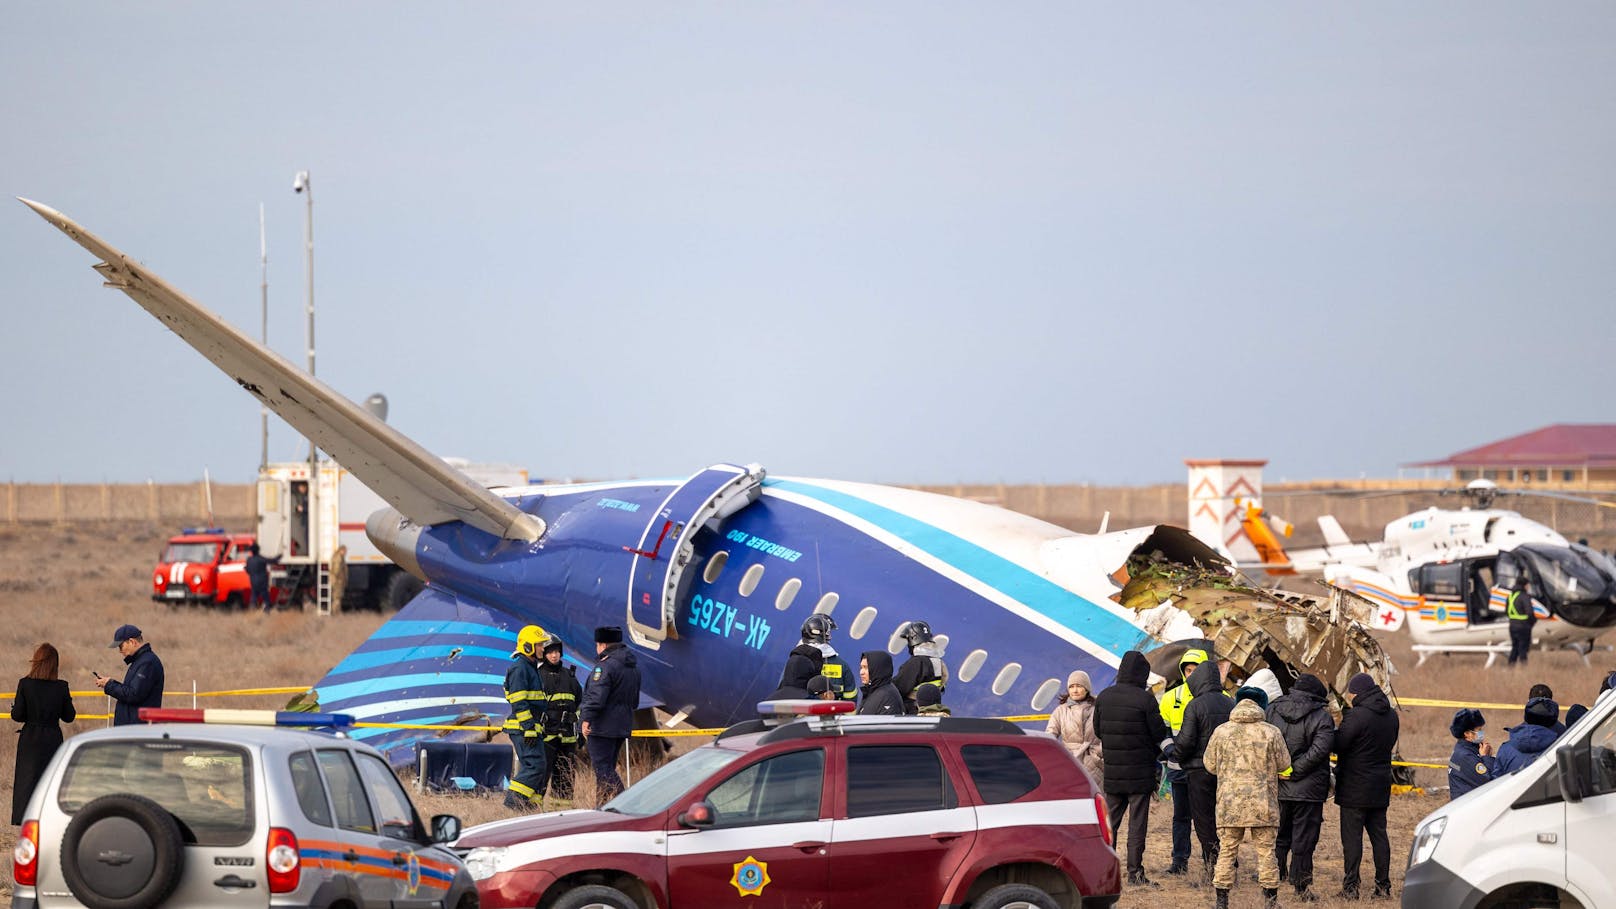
[[1266, 673, 1336, 899], [244, 543, 278, 612], [11, 643, 75, 825], [769, 616, 833, 701], [96, 624, 163, 726], [579, 626, 641, 801], [1095, 650, 1171, 887], [1334, 672, 1399, 900], [1174, 660, 1231, 878], [856, 650, 904, 715], [534, 637, 584, 801]]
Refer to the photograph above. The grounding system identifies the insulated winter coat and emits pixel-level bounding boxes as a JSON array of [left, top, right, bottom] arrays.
[[1333, 685, 1399, 808], [579, 643, 641, 738], [105, 643, 164, 727], [770, 643, 825, 701], [1267, 687, 1336, 803], [1203, 698, 1291, 827], [856, 650, 905, 715], [1046, 670, 1103, 787], [536, 651, 583, 744], [1448, 738, 1497, 799], [1094, 650, 1170, 795], [1495, 723, 1559, 775], [503, 655, 547, 738], [1175, 661, 1233, 772], [894, 643, 947, 715]]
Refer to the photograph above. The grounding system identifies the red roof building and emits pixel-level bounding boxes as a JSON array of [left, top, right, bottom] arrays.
[[1408, 424, 1616, 484]]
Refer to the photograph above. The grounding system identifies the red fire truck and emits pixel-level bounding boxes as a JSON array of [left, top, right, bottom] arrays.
[[150, 527, 275, 608]]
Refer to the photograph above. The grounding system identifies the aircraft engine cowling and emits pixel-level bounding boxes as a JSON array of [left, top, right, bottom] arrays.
[[366, 507, 425, 581]]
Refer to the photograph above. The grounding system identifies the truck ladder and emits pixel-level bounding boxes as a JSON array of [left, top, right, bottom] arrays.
[[316, 563, 332, 616]]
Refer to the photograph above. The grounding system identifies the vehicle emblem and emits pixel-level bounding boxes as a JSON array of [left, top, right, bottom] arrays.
[[407, 852, 422, 895], [731, 855, 771, 897], [97, 851, 134, 867]]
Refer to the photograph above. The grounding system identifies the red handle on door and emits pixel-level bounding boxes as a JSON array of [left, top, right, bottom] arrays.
[[792, 840, 827, 853], [929, 831, 965, 841]]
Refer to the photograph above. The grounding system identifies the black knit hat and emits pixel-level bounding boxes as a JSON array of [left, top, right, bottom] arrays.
[[1292, 674, 1327, 698], [1346, 672, 1376, 698], [1450, 708, 1484, 738], [594, 626, 623, 644], [1524, 697, 1558, 728]]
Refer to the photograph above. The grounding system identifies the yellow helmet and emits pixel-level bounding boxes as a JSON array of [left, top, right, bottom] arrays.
[[515, 625, 549, 658]]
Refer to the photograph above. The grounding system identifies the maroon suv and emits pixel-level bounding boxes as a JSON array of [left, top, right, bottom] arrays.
[[456, 705, 1120, 909]]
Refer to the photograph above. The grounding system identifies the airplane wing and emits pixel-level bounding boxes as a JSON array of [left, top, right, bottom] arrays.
[[21, 199, 543, 542]]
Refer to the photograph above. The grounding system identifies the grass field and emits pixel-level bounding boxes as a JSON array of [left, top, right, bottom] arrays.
[[2, 520, 1610, 907]]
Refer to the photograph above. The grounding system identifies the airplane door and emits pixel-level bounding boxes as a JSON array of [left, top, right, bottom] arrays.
[[626, 463, 765, 649]]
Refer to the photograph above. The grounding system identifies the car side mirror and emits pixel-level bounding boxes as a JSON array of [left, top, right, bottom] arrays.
[[431, 814, 462, 844], [1556, 747, 1584, 803], [677, 801, 715, 829]]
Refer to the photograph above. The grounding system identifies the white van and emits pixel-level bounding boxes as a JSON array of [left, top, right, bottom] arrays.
[[1402, 690, 1616, 908]]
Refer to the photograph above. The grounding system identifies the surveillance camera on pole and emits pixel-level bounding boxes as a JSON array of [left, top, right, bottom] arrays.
[[293, 171, 308, 194]]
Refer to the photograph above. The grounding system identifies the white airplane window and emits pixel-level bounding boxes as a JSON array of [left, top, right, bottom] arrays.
[[991, 662, 1022, 696], [958, 649, 988, 683], [815, 593, 839, 616], [849, 606, 877, 639], [702, 551, 729, 584], [933, 634, 950, 653], [886, 627, 906, 654], [738, 564, 765, 597], [1030, 678, 1062, 711], [775, 578, 801, 611]]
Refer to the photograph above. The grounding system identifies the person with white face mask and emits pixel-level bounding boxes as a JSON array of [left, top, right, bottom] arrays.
[[1447, 708, 1496, 801]]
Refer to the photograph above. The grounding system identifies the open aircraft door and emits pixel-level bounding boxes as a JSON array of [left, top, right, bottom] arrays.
[[625, 463, 766, 649]]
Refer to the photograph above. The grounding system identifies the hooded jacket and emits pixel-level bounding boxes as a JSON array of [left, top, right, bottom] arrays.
[[1094, 651, 1170, 795], [1204, 698, 1292, 827], [1046, 670, 1103, 787], [1175, 661, 1233, 772], [1494, 723, 1560, 775], [579, 642, 641, 738], [1158, 648, 1209, 734], [769, 642, 825, 701], [857, 650, 905, 715], [1266, 685, 1336, 802], [1333, 685, 1399, 808]]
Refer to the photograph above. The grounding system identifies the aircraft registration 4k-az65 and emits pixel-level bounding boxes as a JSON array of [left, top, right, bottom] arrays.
[[1244, 481, 1616, 666], [22, 198, 1397, 762]]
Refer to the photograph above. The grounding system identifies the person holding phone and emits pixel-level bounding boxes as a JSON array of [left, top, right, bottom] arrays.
[[11, 643, 76, 824], [95, 624, 164, 726]]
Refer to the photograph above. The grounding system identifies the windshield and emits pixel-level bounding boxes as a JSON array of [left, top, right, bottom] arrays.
[[161, 542, 220, 564], [1510, 544, 1616, 628], [601, 744, 746, 817]]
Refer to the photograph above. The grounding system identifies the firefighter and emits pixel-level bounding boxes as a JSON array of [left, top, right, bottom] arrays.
[[1158, 648, 1208, 876], [770, 615, 834, 700], [502, 625, 550, 810], [533, 635, 583, 802], [893, 620, 948, 715], [1506, 578, 1538, 666]]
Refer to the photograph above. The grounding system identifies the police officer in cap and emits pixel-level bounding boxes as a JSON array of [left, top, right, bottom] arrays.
[[580, 626, 640, 801], [502, 625, 550, 809], [1447, 708, 1495, 800], [894, 620, 948, 715]]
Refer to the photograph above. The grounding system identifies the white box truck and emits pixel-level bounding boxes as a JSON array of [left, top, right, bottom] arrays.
[[256, 457, 528, 611]]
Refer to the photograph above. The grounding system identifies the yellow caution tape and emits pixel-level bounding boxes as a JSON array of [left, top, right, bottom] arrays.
[[1400, 697, 1568, 712]]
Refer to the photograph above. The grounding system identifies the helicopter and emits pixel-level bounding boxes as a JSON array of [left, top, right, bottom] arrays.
[[1245, 480, 1616, 664]]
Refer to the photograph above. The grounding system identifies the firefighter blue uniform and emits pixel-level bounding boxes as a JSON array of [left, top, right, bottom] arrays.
[[533, 638, 583, 800], [580, 626, 641, 801], [503, 650, 549, 808]]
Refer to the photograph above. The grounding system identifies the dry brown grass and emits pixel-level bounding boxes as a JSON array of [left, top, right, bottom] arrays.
[[2, 521, 1611, 908]]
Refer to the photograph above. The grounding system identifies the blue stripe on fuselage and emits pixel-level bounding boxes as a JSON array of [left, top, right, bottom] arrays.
[[766, 479, 1143, 657]]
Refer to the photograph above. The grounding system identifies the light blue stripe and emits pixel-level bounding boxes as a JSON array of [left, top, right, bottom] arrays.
[[318, 672, 500, 705], [767, 479, 1144, 656], [363, 620, 515, 642], [329, 645, 514, 675]]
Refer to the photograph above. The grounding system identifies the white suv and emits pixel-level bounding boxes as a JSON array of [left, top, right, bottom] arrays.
[[11, 712, 477, 909]]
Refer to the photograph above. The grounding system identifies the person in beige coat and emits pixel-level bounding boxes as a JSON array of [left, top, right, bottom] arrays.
[[1203, 687, 1291, 909], [1046, 670, 1104, 789]]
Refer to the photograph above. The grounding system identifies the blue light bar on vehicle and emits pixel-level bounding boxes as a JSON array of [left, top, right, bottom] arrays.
[[139, 708, 355, 728]]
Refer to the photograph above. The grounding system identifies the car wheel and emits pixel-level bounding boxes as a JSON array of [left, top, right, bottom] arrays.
[[973, 883, 1061, 909], [550, 883, 640, 909], [60, 793, 186, 909], [380, 570, 424, 611]]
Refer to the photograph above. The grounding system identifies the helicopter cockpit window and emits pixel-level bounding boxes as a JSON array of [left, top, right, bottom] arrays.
[[1510, 544, 1616, 629]]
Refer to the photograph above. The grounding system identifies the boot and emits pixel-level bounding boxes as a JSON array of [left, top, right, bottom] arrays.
[[1264, 887, 1281, 909], [1214, 888, 1230, 909], [1293, 886, 1318, 902], [1165, 859, 1190, 876], [501, 790, 530, 811]]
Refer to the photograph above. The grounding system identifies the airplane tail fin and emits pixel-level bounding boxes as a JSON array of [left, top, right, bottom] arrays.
[[19, 198, 543, 543], [1318, 515, 1353, 548]]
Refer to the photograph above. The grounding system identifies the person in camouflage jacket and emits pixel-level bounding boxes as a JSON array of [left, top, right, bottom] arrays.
[[1203, 687, 1291, 908]]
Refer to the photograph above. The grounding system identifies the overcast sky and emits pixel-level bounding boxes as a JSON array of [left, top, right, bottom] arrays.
[[3, 4, 1612, 486]]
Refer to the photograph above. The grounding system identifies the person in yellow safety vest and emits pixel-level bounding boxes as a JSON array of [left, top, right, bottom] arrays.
[[1158, 648, 1208, 876], [1506, 579, 1538, 667], [502, 625, 551, 810]]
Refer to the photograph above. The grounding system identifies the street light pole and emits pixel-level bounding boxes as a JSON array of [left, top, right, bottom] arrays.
[[294, 170, 317, 575], [258, 203, 269, 471]]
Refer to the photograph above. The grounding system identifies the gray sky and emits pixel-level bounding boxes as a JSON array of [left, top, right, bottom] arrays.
[[4, 4, 1613, 486]]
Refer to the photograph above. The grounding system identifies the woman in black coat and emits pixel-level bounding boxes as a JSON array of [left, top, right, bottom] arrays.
[[11, 642, 76, 824]]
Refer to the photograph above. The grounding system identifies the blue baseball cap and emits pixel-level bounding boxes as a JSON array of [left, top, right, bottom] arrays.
[[109, 624, 143, 648]]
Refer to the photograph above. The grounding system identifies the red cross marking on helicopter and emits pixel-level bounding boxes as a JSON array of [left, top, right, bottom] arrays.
[[1381, 610, 1397, 625]]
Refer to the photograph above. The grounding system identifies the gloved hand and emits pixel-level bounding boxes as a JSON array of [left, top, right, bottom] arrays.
[[1161, 742, 1179, 765]]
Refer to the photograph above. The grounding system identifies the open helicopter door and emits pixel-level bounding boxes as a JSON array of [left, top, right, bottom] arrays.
[[624, 463, 766, 649]]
